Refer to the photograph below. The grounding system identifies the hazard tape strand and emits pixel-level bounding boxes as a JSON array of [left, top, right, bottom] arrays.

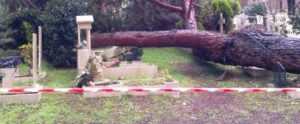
[[0, 88, 300, 94]]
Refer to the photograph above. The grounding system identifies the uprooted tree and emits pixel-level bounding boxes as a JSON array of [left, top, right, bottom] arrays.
[[91, 26, 300, 74], [90, 0, 300, 74]]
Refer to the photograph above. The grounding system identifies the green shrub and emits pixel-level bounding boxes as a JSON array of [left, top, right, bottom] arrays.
[[244, 3, 268, 16], [19, 43, 32, 66], [199, 0, 241, 32], [6, 9, 41, 48], [244, 3, 268, 23], [209, 0, 241, 32], [42, 0, 91, 67]]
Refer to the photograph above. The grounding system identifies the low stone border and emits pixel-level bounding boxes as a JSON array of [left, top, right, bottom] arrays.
[[0, 68, 43, 105], [0, 93, 41, 106], [288, 92, 300, 99]]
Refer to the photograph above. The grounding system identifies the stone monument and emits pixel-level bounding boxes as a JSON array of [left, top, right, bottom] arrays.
[[76, 15, 94, 72]]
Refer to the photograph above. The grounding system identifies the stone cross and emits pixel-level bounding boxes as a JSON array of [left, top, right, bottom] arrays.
[[219, 13, 225, 33], [32, 33, 38, 84]]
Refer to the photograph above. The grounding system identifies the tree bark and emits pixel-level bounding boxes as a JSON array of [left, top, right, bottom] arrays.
[[181, 0, 197, 30], [91, 27, 300, 74]]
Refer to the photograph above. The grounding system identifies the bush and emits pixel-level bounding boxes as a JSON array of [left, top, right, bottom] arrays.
[[6, 9, 41, 48], [42, 0, 91, 67], [209, 0, 241, 32], [244, 3, 268, 23], [19, 43, 32, 66], [244, 3, 268, 16], [118, 47, 143, 62]]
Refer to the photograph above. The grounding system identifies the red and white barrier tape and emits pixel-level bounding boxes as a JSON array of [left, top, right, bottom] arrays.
[[0, 88, 300, 94]]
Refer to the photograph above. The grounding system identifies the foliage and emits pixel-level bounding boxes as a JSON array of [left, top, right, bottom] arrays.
[[6, 9, 41, 48], [19, 43, 32, 66], [88, 0, 125, 32], [118, 47, 143, 62], [244, 3, 268, 16], [244, 3, 268, 23], [161, 69, 174, 82], [41, 0, 91, 67], [17, 63, 31, 75], [0, 0, 48, 12], [123, 0, 181, 31], [0, 4, 13, 49], [290, 9, 300, 34], [22, 21, 34, 43], [205, 0, 241, 32]]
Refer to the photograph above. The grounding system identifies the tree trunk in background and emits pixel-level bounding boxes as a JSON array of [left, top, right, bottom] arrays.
[[91, 27, 300, 74], [181, 0, 197, 30], [147, 0, 198, 30], [288, 0, 296, 14]]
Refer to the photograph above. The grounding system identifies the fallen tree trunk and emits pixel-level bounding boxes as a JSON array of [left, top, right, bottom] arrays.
[[91, 27, 300, 74]]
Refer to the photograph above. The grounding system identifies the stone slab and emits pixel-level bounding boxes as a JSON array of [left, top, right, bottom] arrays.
[[288, 92, 300, 99], [0, 68, 16, 76], [0, 68, 15, 88], [119, 61, 147, 66], [0, 93, 41, 105], [104, 65, 158, 79], [244, 67, 272, 77], [92, 46, 118, 60], [13, 73, 46, 82]]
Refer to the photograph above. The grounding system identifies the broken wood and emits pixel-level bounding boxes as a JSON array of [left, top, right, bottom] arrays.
[[91, 27, 300, 74]]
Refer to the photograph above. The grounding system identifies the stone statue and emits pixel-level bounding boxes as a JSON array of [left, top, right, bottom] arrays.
[[85, 51, 106, 82]]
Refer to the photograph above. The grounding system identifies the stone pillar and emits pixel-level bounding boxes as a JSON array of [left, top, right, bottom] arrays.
[[86, 29, 91, 54], [32, 33, 38, 84], [76, 15, 94, 71], [77, 28, 81, 47], [38, 26, 42, 74]]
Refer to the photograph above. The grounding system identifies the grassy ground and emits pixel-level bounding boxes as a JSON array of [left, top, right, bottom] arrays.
[[1, 48, 300, 124]]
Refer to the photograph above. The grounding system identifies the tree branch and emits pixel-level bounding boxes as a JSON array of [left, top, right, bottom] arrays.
[[26, 0, 39, 10], [147, 0, 183, 13]]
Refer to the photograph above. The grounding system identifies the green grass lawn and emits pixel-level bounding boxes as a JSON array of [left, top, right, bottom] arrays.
[[1, 48, 299, 124]]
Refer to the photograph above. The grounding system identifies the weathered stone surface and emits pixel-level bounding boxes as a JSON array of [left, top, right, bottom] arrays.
[[77, 49, 90, 72], [88, 55, 105, 81], [0, 93, 41, 105], [288, 92, 300, 99], [244, 67, 272, 78], [119, 61, 147, 66], [104, 65, 158, 79], [0, 68, 15, 88]]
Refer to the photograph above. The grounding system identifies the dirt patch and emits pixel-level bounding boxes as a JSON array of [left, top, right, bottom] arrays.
[[291, 113, 300, 123], [175, 62, 204, 79], [190, 93, 240, 110]]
